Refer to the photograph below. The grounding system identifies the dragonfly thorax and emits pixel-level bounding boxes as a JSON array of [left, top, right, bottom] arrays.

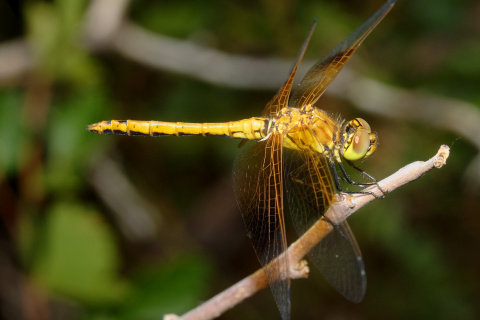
[[270, 107, 377, 163], [272, 106, 341, 155]]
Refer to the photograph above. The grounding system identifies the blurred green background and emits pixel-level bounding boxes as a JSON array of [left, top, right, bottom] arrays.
[[1, 0, 479, 319]]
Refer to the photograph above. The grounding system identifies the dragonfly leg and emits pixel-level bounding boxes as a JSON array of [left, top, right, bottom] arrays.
[[345, 160, 387, 198], [331, 160, 384, 198], [344, 160, 379, 183]]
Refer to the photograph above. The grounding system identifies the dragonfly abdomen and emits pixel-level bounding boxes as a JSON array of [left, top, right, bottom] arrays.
[[87, 118, 269, 140]]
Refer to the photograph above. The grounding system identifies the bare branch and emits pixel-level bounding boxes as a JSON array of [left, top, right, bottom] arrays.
[[166, 145, 450, 320], [88, 157, 160, 242], [0, 40, 34, 84], [109, 22, 480, 151], [112, 22, 294, 90], [1, 17, 478, 165], [328, 70, 480, 150], [82, 0, 131, 50], [109, 24, 479, 189], [328, 72, 480, 189]]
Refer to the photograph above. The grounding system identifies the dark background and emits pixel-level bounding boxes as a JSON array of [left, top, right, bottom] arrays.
[[0, 0, 479, 319]]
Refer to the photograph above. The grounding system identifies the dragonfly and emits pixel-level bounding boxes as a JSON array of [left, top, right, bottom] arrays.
[[88, 0, 396, 319]]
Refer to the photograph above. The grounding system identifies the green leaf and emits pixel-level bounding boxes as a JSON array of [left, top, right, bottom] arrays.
[[45, 89, 108, 193], [26, 0, 100, 86], [134, 2, 215, 38], [0, 90, 24, 175], [33, 202, 129, 306]]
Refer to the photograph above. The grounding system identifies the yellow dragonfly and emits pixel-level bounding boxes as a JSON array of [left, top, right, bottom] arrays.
[[88, 0, 396, 318]]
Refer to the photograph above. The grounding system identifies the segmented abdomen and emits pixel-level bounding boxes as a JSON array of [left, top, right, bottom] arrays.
[[87, 117, 269, 140]]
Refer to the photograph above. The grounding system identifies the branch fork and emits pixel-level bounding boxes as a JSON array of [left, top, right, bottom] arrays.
[[165, 145, 449, 320]]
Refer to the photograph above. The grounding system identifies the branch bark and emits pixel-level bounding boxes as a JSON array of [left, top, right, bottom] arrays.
[[164, 144, 450, 320]]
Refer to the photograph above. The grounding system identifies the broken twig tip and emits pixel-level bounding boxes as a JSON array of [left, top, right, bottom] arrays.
[[434, 145, 450, 168], [345, 194, 356, 209], [291, 259, 310, 279]]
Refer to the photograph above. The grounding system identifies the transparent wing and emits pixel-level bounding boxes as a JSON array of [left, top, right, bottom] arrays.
[[283, 144, 366, 302], [290, 0, 396, 109], [233, 134, 290, 320], [261, 19, 317, 117]]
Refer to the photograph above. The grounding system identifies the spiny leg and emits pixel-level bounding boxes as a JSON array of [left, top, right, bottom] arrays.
[[330, 160, 381, 198], [343, 160, 386, 197]]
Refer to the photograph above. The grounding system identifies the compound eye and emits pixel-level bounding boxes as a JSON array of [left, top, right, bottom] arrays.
[[356, 118, 371, 132], [344, 128, 370, 161]]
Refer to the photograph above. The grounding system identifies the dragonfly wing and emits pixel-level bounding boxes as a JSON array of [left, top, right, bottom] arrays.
[[233, 134, 290, 320], [261, 19, 317, 117], [283, 145, 366, 302], [290, 0, 396, 109]]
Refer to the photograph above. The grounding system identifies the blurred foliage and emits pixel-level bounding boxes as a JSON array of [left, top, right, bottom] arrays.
[[0, 0, 479, 320], [26, 0, 100, 86], [31, 203, 129, 305], [0, 91, 24, 175]]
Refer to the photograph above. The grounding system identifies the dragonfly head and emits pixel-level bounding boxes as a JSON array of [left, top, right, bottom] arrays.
[[341, 118, 378, 161]]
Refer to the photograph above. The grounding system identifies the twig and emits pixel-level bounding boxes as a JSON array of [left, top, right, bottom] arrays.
[[327, 71, 480, 189], [0, 40, 34, 84], [328, 69, 480, 150], [109, 23, 479, 188], [112, 22, 294, 90], [1, 18, 479, 159], [88, 156, 159, 243], [109, 23, 480, 148], [164, 145, 450, 320], [82, 0, 131, 50]]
